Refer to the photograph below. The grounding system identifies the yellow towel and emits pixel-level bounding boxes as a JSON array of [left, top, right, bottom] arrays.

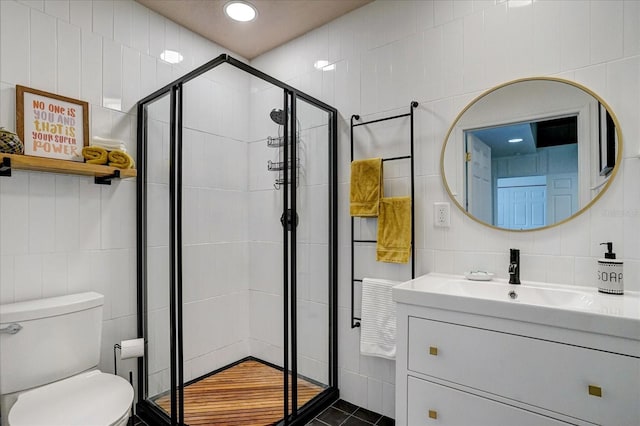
[[108, 149, 134, 169], [350, 158, 383, 217], [82, 146, 108, 165], [376, 197, 412, 264]]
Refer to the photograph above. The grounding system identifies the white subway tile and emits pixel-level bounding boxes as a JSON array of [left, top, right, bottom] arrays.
[[623, 159, 640, 261], [69, 0, 91, 32], [42, 252, 68, 297], [100, 180, 136, 249], [0, 84, 15, 132], [28, 173, 56, 253], [14, 253, 43, 301], [0, 171, 29, 255], [122, 46, 141, 112], [110, 249, 134, 318], [623, 0, 640, 57], [140, 54, 157, 97], [607, 57, 640, 159], [453, 0, 473, 18], [54, 175, 80, 251], [149, 10, 165, 59], [44, 0, 68, 21], [382, 381, 396, 418], [441, 19, 463, 97], [81, 30, 103, 106], [0, 255, 15, 304], [113, 0, 132, 47], [531, 0, 561, 75], [462, 12, 484, 92], [574, 256, 597, 288], [30, 9, 56, 92], [434, 0, 454, 26], [78, 178, 101, 250], [339, 368, 368, 408], [57, 20, 81, 99], [560, 0, 590, 71], [505, 0, 533, 80], [92, 0, 113, 39], [91, 104, 112, 139], [156, 60, 172, 87], [102, 38, 123, 111], [131, 1, 150, 55], [591, 0, 623, 64], [366, 378, 383, 414]]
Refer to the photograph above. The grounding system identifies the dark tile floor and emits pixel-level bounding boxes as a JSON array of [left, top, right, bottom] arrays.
[[132, 399, 393, 425], [307, 399, 394, 426]]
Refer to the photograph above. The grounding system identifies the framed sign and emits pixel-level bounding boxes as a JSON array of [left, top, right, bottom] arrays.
[[16, 85, 89, 161]]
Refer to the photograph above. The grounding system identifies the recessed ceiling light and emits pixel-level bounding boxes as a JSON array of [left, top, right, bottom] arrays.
[[224, 1, 257, 22], [161, 50, 183, 64], [508, 138, 524, 143]]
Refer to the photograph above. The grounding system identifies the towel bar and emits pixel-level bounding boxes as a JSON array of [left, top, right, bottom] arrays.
[[350, 101, 418, 328]]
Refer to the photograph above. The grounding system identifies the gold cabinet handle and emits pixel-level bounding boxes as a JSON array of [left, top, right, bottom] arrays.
[[429, 346, 438, 356], [588, 385, 602, 397], [428, 409, 438, 419]]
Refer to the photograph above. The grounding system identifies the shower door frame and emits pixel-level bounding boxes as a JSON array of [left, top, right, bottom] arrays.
[[136, 54, 339, 425]]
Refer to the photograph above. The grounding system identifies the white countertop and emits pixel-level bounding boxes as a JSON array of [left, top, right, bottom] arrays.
[[393, 273, 640, 341]]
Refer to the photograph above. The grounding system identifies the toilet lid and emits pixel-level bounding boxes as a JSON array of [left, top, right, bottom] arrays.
[[9, 370, 134, 426]]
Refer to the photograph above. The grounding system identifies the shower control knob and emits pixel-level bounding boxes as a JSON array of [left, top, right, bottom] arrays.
[[280, 209, 299, 230]]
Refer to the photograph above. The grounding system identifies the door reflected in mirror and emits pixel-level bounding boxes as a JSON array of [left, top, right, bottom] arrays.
[[441, 78, 622, 231]]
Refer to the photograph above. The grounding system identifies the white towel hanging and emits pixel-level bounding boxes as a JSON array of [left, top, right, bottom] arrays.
[[360, 277, 400, 360]]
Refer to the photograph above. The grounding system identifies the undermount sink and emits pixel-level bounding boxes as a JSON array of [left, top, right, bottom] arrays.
[[392, 273, 640, 340]]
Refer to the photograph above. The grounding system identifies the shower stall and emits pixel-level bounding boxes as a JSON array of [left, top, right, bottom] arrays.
[[135, 55, 338, 425]]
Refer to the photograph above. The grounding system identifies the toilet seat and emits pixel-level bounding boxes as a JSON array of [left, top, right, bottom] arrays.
[[8, 370, 133, 426]]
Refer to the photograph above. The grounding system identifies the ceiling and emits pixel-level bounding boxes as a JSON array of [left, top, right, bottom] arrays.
[[135, 0, 373, 60]]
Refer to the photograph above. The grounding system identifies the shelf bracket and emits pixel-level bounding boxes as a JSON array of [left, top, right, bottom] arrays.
[[94, 169, 120, 185], [0, 157, 11, 177]]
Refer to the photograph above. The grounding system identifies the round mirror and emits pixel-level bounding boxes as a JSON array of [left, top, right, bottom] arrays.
[[441, 77, 623, 231]]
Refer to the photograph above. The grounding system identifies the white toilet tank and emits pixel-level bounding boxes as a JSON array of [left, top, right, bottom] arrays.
[[0, 292, 104, 394]]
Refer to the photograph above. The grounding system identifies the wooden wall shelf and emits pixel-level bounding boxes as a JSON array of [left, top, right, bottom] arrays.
[[0, 153, 136, 184]]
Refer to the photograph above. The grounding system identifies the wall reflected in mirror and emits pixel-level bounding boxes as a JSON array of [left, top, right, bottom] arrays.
[[441, 78, 622, 231]]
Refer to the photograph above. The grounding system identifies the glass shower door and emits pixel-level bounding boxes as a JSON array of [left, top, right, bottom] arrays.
[[140, 91, 176, 421], [282, 94, 337, 423]]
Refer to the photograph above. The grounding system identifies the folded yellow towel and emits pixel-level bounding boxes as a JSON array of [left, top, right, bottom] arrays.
[[82, 146, 108, 165], [350, 158, 383, 217], [108, 149, 134, 169], [376, 197, 412, 264]]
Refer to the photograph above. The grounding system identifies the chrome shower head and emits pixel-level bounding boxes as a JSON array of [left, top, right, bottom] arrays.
[[270, 108, 286, 125]]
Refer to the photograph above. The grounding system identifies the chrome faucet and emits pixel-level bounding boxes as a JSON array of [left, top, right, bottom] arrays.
[[509, 248, 520, 284]]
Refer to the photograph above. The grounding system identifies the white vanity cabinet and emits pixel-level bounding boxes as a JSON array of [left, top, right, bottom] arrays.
[[393, 274, 640, 426]]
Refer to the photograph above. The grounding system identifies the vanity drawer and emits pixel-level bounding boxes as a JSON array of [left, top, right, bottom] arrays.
[[407, 376, 569, 425], [408, 317, 640, 425]]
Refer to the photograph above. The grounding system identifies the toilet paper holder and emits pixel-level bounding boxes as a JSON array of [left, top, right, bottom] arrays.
[[113, 338, 144, 375]]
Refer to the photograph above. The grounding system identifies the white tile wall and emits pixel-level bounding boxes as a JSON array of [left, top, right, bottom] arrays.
[[252, 0, 640, 418], [0, 0, 254, 391], [2, 0, 639, 421]]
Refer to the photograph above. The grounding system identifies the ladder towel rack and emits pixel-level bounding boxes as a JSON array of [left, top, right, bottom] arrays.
[[350, 101, 418, 328]]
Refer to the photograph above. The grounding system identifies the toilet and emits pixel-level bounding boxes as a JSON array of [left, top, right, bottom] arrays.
[[0, 292, 134, 426]]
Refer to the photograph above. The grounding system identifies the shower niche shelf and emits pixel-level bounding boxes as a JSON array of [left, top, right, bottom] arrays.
[[0, 153, 136, 185]]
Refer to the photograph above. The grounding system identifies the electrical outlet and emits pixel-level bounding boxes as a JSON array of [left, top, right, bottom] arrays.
[[434, 202, 450, 227]]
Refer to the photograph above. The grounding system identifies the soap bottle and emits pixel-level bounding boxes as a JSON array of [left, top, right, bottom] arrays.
[[597, 242, 624, 295]]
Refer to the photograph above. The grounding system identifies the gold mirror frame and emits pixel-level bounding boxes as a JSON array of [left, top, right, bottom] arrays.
[[440, 77, 624, 232]]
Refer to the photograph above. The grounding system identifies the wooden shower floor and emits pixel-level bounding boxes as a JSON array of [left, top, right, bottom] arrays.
[[154, 359, 325, 425]]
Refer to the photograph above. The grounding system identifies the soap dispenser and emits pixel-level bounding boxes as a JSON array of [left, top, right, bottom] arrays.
[[597, 242, 624, 294]]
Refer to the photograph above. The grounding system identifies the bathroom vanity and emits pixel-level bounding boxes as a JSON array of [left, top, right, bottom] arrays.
[[393, 273, 640, 426]]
